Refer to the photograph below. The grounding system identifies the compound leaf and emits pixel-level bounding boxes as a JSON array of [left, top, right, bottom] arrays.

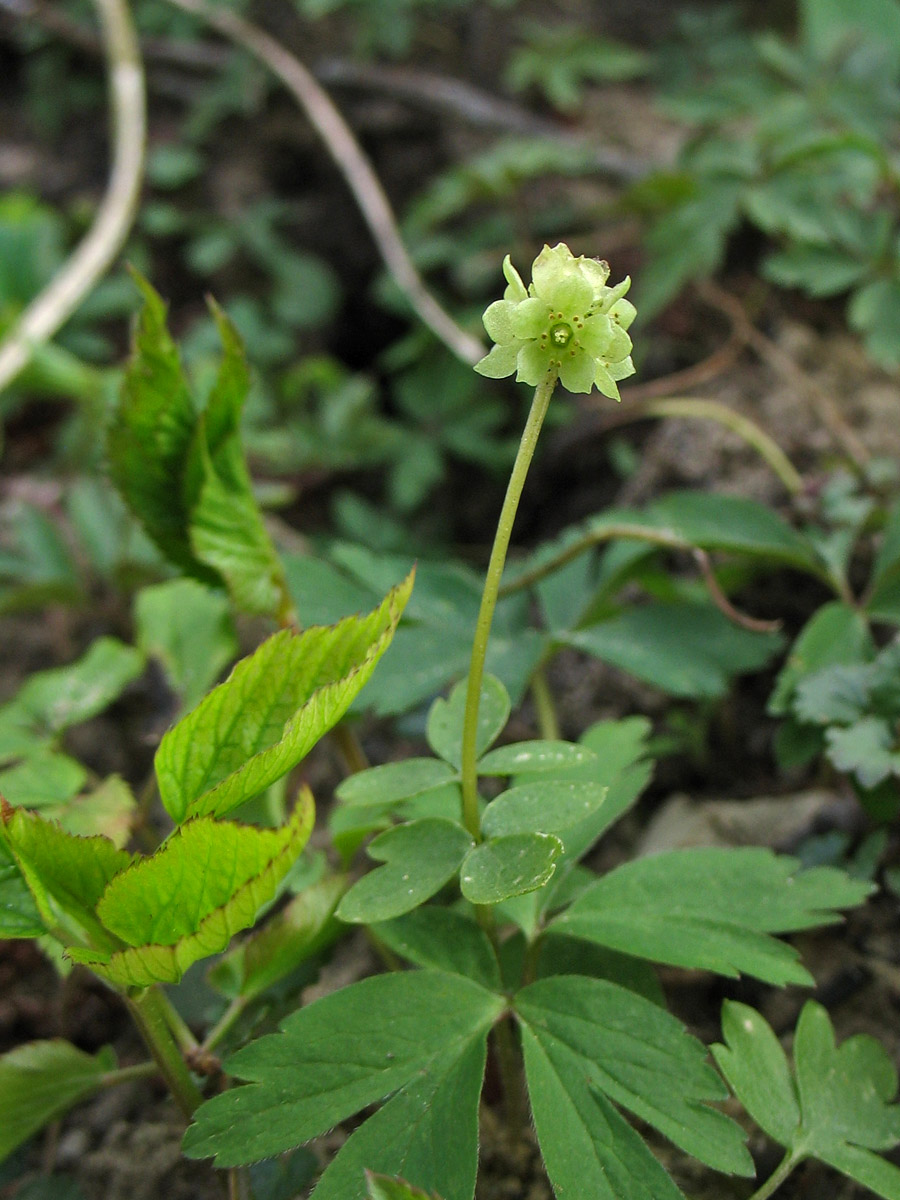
[[373, 908, 502, 991], [476, 739, 597, 776], [426, 676, 510, 769], [182, 969, 504, 1167], [155, 574, 412, 822], [460, 832, 562, 904], [481, 781, 607, 838], [553, 848, 871, 984], [336, 758, 458, 809]]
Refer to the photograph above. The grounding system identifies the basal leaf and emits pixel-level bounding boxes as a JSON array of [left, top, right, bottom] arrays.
[[69, 794, 313, 987], [182, 969, 504, 1167], [476, 739, 597, 776], [481, 781, 607, 838], [155, 574, 413, 822], [426, 675, 510, 769], [0, 1039, 116, 1163], [373, 908, 502, 991], [459, 832, 562, 904], [336, 758, 458, 808], [714, 1000, 900, 1199], [554, 847, 871, 985], [313, 1039, 486, 1200], [336, 819, 473, 923], [517, 976, 752, 1177]]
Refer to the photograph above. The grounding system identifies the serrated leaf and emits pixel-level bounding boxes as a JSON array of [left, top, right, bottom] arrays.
[[826, 717, 900, 788], [313, 1040, 485, 1200], [0, 1039, 116, 1162], [0, 752, 86, 809], [366, 1173, 441, 1200], [155, 574, 412, 822], [768, 601, 874, 715], [793, 662, 872, 725], [0, 836, 43, 937], [714, 999, 900, 1199], [481, 781, 607, 838], [476, 739, 597, 776], [68, 795, 313, 987], [373, 908, 501, 991], [426, 675, 510, 768], [459, 832, 562, 903], [336, 819, 473, 923], [554, 847, 871, 985], [182, 970, 504, 1167], [47, 775, 136, 847], [1, 806, 133, 948], [336, 758, 457, 808], [522, 1028, 687, 1200], [135, 579, 238, 711], [517, 975, 752, 1176]]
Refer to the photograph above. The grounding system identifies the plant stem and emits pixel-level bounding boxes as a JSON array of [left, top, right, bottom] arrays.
[[746, 1151, 800, 1200], [99, 1061, 160, 1088], [202, 994, 249, 1054], [125, 987, 203, 1119], [460, 372, 558, 839], [530, 666, 560, 740]]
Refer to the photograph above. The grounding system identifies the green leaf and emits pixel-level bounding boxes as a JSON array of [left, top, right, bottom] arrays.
[[517, 975, 752, 1177], [107, 274, 211, 580], [366, 1173, 441, 1200], [849, 278, 900, 371], [10, 637, 145, 739], [336, 758, 457, 808], [769, 602, 874, 715], [0, 752, 86, 809], [373, 908, 501, 991], [0, 836, 44, 937], [135, 579, 238, 711], [182, 970, 505, 1167], [826, 717, 900, 788], [481, 781, 607, 838], [554, 847, 872, 985], [565, 602, 782, 699], [522, 1028, 687, 1200], [476, 739, 597, 776], [801, 0, 900, 73], [46, 775, 136, 847], [426, 675, 510, 768], [336, 819, 473, 923], [0, 1040, 116, 1162], [793, 662, 872, 725], [155, 574, 413, 822], [459, 832, 562, 904], [68, 795, 314, 987], [714, 1000, 900, 1198]]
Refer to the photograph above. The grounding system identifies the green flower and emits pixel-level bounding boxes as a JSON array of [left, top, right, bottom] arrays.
[[474, 243, 636, 397]]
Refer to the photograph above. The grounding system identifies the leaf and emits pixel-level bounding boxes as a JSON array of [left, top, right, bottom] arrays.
[[107, 273, 212, 579], [564, 601, 782, 699], [517, 975, 752, 1177], [68, 795, 314, 987], [459, 832, 562, 904], [426, 675, 510, 769], [714, 1000, 900, 1199], [826, 717, 900, 788], [801, 0, 900, 73], [0, 836, 43, 937], [47, 775, 137, 847], [793, 662, 872, 725], [481, 781, 607, 838], [366, 1173, 441, 1200], [135, 579, 238, 711], [522, 1029, 687, 1200], [336, 819, 473, 923], [0, 752, 86, 809], [553, 847, 872, 985], [373, 908, 502, 991], [768, 602, 874, 715], [0, 1040, 116, 1162], [155, 574, 413, 822], [476, 739, 598, 776], [849, 278, 900, 371], [336, 758, 457, 808], [182, 970, 504, 1167]]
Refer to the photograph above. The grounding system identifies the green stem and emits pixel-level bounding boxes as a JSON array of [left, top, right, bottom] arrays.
[[746, 1151, 800, 1200], [530, 666, 561, 740], [460, 372, 558, 839], [99, 1061, 160, 1087], [125, 987, 203, 1119], [202, 995, 249, 1054]]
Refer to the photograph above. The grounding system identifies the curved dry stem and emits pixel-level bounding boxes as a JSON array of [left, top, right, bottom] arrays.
[[163, 0, 485, 366], [0, 0, 145, 395]]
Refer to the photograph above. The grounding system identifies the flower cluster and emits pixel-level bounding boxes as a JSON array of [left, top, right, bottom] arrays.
[[474, 243, 636, 397]]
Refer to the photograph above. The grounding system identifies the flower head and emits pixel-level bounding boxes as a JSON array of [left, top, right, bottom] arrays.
[[474, 243, 636, 398]]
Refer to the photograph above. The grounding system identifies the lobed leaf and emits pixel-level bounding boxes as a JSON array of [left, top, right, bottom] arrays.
[[476, 739, 597, 776], [554, 847, 871, 984], [182, 969, 504, 1167], [481, 780, 607, 838], [155, 574, 413, 822], [459, 832, 562, 904], [426, 675, 511, 768], [336, 758, 457, 809], [373, 909, 501, 991]]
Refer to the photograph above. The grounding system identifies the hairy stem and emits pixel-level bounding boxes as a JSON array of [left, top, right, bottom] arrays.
[[125, 987, 203, 1119], [460, 372, 557, 838]]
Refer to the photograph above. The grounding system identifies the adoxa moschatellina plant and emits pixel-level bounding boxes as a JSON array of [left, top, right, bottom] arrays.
[[184, 247, 900, 1200]]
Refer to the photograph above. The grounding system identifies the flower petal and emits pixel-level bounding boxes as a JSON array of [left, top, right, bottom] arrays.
[[474, 342, 519, 379], [579, 313, 614, 358], [608, 355, 636, 382], [597, 277, 632, 313], [604, 323, 633, 362], [609, 297, 637, 331], [559, 349, 597, 394], [594, 363, 622, 400], [547, 272, 593, 316], [483, 299, 518, 345], [578, 257, 611, 298], [502, 255, 528, 303], [531, 243, 574, 300], [516, 341, 553, 386], [512, 297, 550, 340]]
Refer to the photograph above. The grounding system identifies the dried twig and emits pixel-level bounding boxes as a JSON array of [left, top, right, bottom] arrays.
[[0, 0, 146, 396], [164, 0, 485, 366]]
